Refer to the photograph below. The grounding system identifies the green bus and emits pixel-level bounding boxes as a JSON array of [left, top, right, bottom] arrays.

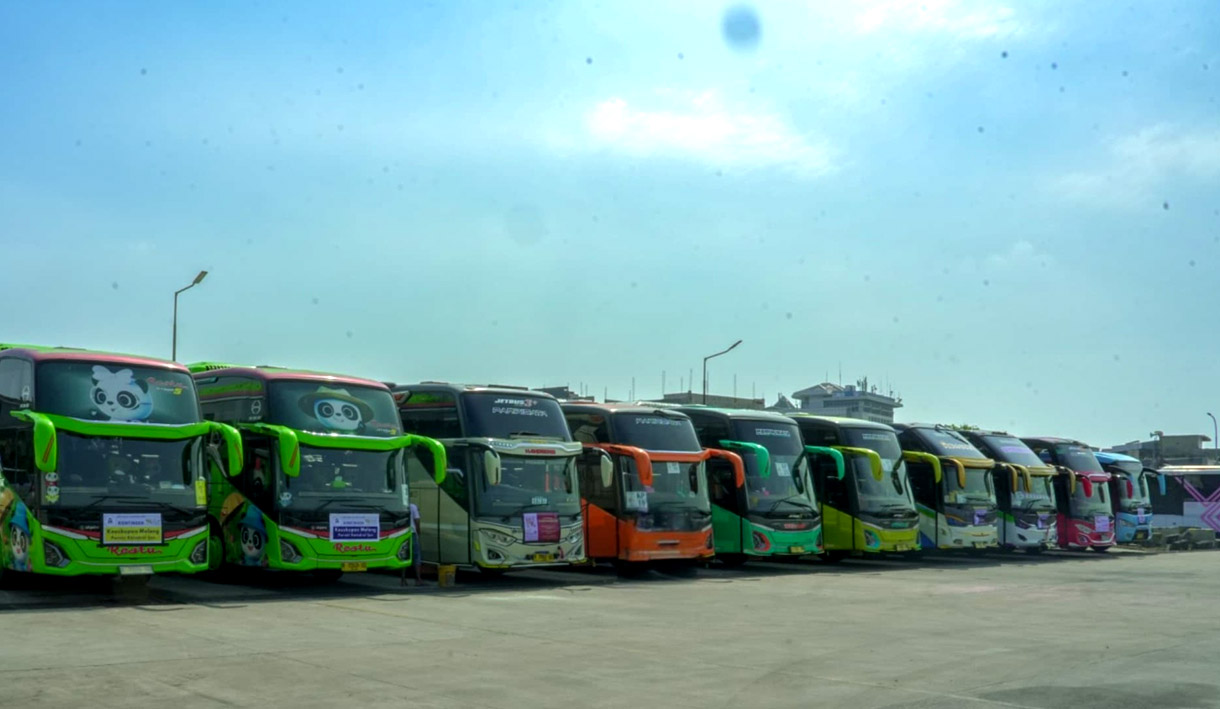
[[189, 363, 444, 578], [675, 406, 843, 565], [0, 344, 242, 582], [790, 414, 920, 559]]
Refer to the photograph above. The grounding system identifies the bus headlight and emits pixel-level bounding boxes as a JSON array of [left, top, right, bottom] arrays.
[[752, 531, 771, 551], [43, 540, 70, 568], [190, 540, 208, 565], [279, 539, 303, 564], [483, 530, 517, 546], [397, 540, 411, 561]]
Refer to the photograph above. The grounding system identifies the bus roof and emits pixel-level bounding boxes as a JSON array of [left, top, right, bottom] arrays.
[[672, 405, 796, 424], [1157, 465, 1220, 476], [787, 413, 895, 431], [1022, 436, 1092, 448], [1094, 451, 1140, 465], [391, 382, 558, 399], [0, 344, 187, 372], [187, 362, 387, 390], [560, 402, 693, 418]]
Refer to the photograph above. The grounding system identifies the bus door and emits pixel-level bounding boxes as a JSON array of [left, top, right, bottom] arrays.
[[993, 465, 1014, 546], [576, 449, 620, 559], [816, 455, 854, 551], [706, 452, 746, 553], [904, 456, 941, 548]]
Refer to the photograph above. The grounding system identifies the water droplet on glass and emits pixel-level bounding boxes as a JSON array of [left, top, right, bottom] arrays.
[[1163, 201, 1170, 210], [891, 316, 898, 323], [983, 279, 990, 286], [111, 282, 119, 290], [678, 52, 684, 60], [785, 312, 793, 320], [1189, 259, 1196, 267], [977, 126, 985, 133], [1113, 354, 1120, 362], [1122, 70, 1128, 77], [630, 280, 638, 289], [312, 297, 319, 305], [1051, 62, 1058, 70], [1001, 51, 1008, 58], [585, 57, 592, 65], [140, 68, 147, 75], [722, 5, 761, 51], [345, 330, 353, 339]]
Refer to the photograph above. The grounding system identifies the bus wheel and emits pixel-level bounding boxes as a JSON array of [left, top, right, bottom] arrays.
[[1091, 545, 1111, 554], [477, 566, 507, 578], [1025, 546, 1044, 555], [819, 551, 846, 564], [718, 554, 748, 568], [311, 569, 344, 583]]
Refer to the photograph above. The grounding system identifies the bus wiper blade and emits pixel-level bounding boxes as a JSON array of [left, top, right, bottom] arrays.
[[768, 496, 815, 514], [500, 502, 551, 521], [72, 494, 151, 511]]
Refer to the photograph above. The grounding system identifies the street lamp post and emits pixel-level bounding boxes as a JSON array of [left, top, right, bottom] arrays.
[[172, 270, 209, 361], [1208, 412, 1218, 453], [702, 339, 743, 404]]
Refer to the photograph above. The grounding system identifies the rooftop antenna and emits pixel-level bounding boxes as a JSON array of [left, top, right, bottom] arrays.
[[733, 373, 737, 398], [662, 371, 666, 395], [838, 362, 842, 385]]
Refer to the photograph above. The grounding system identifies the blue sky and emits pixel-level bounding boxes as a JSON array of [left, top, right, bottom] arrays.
[[2, 1, 1218, 447]]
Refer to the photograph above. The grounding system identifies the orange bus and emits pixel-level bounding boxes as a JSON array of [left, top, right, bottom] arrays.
[[562, 403, 743, 573]]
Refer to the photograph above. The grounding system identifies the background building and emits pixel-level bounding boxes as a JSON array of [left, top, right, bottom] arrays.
[[652, 392, 766, 410], [788, 377, 903, 424], [1108, 433, 1217, 467]]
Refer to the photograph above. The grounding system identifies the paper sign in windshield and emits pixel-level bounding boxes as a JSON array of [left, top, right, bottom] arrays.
[[1094, 515, 1112, 533], [624, 491, 649, 512], [524, 512, 560, 543], [972, 509, 988, 525], [665, 462, 681, 475], [102, 513, 163, 546], [1137, 507, 1146, 523], [329, 513, 380, 542], [775, 461, 792, 477], [1036, 514, 1049, 529]]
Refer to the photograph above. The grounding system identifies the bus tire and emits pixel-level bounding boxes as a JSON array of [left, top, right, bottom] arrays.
[[1025, 546, 1044, 555], [1091, 545, 1111, 554], [311, 569, 344, 583], [477, 566, 507, 578], [613, 561, 650, 578], [718, 553, 748, 568], [819, 551, 847, 564]]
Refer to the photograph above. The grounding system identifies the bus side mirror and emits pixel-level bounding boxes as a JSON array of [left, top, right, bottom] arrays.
[[278, 427, 300, 477], [705, 449, 746, 488], [599, 454, 613, 488], [32, 415, 57, 473], [1082, 477, 1093, 498], [11, 411, 56, 473], [213, 422, 244, 476], [805, 446, 846, 480], [902, 451, 942, 483], [411, 436, 447, 485], [940, 457, 966, 489], [483, 449, 502, 486]]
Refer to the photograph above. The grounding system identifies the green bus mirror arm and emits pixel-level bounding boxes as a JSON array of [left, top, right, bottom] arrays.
[[586, 443, 653, 487], [705, 448, 746, 487], [239, 423, 300, 477], [805, 446, 846, 480], [408, 435, 447, 485], [832, 446, 881, 480], [10, 410, 56, 473], [209, 422, 244, 476], [941, 457, 967, 489], [902, 451, 942, 483], [719, 440, 770, 478]]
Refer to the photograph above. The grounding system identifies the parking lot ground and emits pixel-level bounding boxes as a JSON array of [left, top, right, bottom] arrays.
[[1, 548, 1217, 708]]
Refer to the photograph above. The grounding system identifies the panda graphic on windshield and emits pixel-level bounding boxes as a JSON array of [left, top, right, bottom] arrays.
[[90, 366, 153, 421], [297, 386, 375, 433]]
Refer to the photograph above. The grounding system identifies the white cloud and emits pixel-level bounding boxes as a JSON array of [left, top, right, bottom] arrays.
[[1054, 124, 1220, 206], [853, 0, 1022, 39], [578, 91, 836, 177], [984, 240, 1052, 268]]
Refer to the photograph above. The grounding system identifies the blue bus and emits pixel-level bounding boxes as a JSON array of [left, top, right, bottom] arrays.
[[1095, 451, 1162, 543]]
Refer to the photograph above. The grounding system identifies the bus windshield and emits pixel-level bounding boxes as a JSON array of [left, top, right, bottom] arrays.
[[54, 432, 204, 511], [841, 428, 910, 511], [612, 413, 701, 451], [620, 459, 710, 520], [943, 467, 995, 506], [1072, 478, 1111, 517], [267, 381, 402, 437], [35, 361, 199, 424], [1110, 462, 1151, 509], [1055, 444, 1104, 473], [281, 446, 408, 512], [731, 420, 817, 514], [980, 435, 1045, 468], [918, 428, 988, 459], [1013, 476, 1056, 512], [461, 393, 570, 440], [475, 454, 580, 518]]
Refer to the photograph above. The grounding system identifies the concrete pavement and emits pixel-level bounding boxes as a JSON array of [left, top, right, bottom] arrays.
[[0, 549, 1217, 708]]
